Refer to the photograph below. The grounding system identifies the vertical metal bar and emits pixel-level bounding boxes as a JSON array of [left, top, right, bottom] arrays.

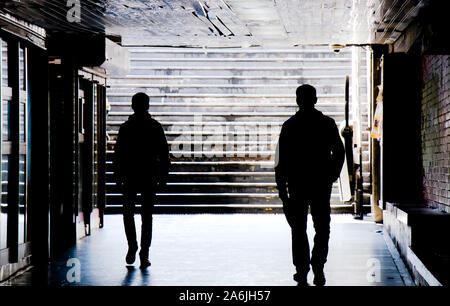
[[7, 40, 19, 263], [345, 75, 349, 127], [97, 85, 106, 228], [342, 75, 354, 197]]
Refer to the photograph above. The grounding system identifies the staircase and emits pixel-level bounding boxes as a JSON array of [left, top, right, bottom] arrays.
[[105, 46, 371, 213]]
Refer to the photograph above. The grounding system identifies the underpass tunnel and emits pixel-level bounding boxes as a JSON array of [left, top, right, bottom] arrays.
[[0, 0, 448, 286]]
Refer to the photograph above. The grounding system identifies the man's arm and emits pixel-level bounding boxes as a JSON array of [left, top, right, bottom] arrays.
[[113, 126, 124, 186], [156, 122, 170, 188], [330, 121, 345, 182], [275, 125, 289, 202]]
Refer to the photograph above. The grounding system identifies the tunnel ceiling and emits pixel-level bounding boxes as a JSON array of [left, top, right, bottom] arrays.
[[0, 0, 431, 47]]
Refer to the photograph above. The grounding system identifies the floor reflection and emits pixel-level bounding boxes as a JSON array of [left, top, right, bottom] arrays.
[[122, 266, 137, 286], [121, 265, 151, 286]]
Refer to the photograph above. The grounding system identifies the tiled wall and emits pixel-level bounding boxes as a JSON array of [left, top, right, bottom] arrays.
[[421, 55, 450, 212]]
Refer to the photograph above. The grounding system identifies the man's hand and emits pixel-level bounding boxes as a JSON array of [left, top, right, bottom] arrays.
[[280, 194, 294, 228]]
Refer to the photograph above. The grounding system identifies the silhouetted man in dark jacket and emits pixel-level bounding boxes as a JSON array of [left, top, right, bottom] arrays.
[[114, 92, 170, 269], [275, 84, 345, 286]]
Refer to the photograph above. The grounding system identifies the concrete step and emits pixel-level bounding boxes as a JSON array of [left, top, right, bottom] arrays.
[[105, 158, 371, 175], [109, 113, 349, 123], [107, 121, 341, 133], [106, 171, 275, 183], [107, 114, 346, 125], [112, 99, 365, 107], [107, 112, 346, 124], [129, 60, 353, 71], [109, 75, 351, 86], [129, 67, 354, 77], [105, 181, 343, 194], [106, 181, 278, 194], [129, 61, 353, 69], [107, 92, 345, 99], [109, 142, 275, 154], [127, 56, 363, 67], [108, 82, 347, 90], [105, 193, 282, 205], [105, 155, 370, 174], [107, 84, 345, 95], [106, 169, 369, 185], [105, 193, 348, 205], [102, 204, 371, 214], [108, 100, 310, 108], [106, 122, 285, 135], [105, 150, 371, 168], [106, 95, 345, 105], [107, 120, 286, 127], [108, 106, 345, 116], [129, 57, 353, 63], [128, 56, 366, 65], [106, 131, 282, 141], [105, 148, 277, 158], [105, 160, 275, 172], [105, 148, 372, 164], [127, 47, 353, 58], [106, 119, 359, 134], [107, 100, 345, 107]]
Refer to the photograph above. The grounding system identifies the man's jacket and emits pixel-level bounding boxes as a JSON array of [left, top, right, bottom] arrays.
[[114, 112, 170, 187], [275, 108, 345, 197]]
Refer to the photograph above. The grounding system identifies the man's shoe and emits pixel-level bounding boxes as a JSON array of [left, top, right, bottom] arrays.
[[125, 245, 138, 265], [313, 270, 326, 286], [140, 256, 151, 269], [139, 249, 151, 269], [293, 273, 308, 286]]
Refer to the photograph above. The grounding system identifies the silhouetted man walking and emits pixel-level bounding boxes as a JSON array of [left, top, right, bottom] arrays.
[[275, 84, 345, 286], [114, 92, 170, 269]]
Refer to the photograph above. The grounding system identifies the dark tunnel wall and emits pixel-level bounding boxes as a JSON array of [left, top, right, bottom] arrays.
[[382, 53, 424, 205]]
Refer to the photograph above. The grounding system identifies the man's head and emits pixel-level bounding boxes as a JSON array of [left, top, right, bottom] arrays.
[[132, 92, 150, 113], [296, 84, 317, 109]]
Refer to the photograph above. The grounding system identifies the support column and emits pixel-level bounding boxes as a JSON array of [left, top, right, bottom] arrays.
[[369, 45, 384, 222]]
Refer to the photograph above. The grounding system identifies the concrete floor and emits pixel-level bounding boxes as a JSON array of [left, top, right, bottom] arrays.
[[2, 213, 413, 286]]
